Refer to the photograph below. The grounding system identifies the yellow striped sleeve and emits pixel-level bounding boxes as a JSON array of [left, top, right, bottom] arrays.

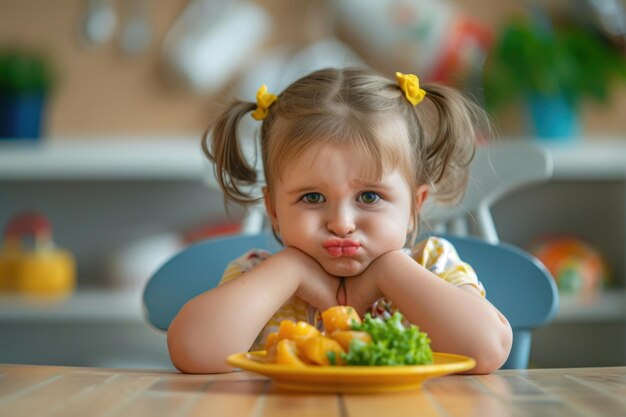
[[413, 236, 485, 297], [218, 260, 245, 286]]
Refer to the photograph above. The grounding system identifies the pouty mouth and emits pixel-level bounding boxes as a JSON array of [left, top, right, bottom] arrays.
[[323, 239, 361, 257]]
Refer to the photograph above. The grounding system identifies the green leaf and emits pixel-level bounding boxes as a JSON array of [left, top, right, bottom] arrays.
[[340, 312, 433, 366], [327, 351, 337, 366]]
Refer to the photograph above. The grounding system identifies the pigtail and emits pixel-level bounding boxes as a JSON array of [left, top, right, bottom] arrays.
[[202, 100, 260, 206], [418, 84, 490, 204]]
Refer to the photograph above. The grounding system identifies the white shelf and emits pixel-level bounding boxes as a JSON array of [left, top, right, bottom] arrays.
[[2, 137, 625, 181], [0, 135, 209, 180], [555, 289, 626, 323], [0, 289, 146, 323], [540, 139, 626, 180]]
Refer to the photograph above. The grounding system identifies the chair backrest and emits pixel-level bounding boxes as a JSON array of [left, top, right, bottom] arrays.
[[442, 235, 558, 369], [142, 232, 558, 369], [143, 233, 282, 333], [420, 142, 553, 243]]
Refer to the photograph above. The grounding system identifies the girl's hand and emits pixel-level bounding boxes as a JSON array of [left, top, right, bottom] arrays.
[[342, 250, 403, 316], [282, 247, 342, 312]]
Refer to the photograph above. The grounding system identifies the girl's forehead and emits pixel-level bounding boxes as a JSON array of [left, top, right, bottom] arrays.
[[266, 116, 414, 186], [280, 143, 391, 182]]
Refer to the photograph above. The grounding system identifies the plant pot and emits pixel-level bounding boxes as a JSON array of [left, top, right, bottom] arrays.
[[0, 92, 46, 140], [527, 94, 580, 141]]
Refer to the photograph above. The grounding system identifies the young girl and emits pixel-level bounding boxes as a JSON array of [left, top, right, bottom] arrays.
[[168, 67, 512, 374]]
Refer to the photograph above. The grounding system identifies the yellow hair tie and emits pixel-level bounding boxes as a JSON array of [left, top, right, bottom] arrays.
[[396, 72, 426, 106], [251, 84, 277, 121]]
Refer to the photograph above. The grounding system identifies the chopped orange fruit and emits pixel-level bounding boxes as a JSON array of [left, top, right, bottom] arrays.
[[277, 320, 320, 342], [299, 335, 345, 366], [329, 330, 372, 352], [265, 343, 277, 363], [264, 309, 365, 366], [264, 332, 278, 350], [321, 306, 361, 334], [275, 339, 307, 367]]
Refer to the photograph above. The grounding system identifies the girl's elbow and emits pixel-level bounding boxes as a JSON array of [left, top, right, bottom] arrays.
[[168, 337, 233, 374], [167, 327, 234, 374], [471, 323, 513, 374], [167, 329, 196, 373], [172, 357, 233, 374]]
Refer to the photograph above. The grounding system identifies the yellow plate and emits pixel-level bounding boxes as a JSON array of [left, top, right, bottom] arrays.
[[226, 351, 475, 393]]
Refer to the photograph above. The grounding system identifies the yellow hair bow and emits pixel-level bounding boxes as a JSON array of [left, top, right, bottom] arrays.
[[251, 84, 277, 121], [396, 72, 426, 106]]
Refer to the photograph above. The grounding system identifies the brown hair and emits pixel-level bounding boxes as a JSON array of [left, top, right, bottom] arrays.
[[202, 67, 490, 242]]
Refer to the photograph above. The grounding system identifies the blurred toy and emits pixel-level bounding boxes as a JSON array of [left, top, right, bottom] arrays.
[[184, 221, 241, 244], [529, 236, 610, 295], [108, 233, 182, 290], [0, 211, 75, 294]]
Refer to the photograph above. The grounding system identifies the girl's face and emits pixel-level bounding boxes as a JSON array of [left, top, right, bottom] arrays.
[[264, 143, 428, 277]]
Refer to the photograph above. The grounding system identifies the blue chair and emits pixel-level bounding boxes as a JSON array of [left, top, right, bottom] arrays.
[[442, 235, 558, 369], [143, 232, 558, 369]]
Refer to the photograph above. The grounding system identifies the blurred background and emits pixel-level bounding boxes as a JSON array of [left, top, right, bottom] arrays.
[[1, 0, 625, 369], [0, 0, 625, 136]]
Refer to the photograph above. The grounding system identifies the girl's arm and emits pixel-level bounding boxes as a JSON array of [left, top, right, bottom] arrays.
[[349, 250, 512, 374], [167, 247, 339, 373]]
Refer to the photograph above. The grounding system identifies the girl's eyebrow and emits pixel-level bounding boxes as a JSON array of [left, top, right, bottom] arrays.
[[286, 185, 319, 195]]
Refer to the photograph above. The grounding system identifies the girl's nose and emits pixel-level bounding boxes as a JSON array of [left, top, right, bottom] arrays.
[[326, 206, 356, 236]]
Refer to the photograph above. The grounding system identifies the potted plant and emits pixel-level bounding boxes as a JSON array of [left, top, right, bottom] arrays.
[[483, 17, 626, 140], [0, 48, 55, 140]]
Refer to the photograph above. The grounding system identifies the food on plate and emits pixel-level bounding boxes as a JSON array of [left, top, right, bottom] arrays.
[[299, 335, 346, 366], [261, 305, 433, 367], [328, 330, 372, 352], [277, 319, 320, 342], [321, 305, 361, 333], [274, 339, 307, 366], [342, 310, 433, 366]]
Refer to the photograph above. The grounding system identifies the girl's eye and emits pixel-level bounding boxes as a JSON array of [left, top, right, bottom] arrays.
[[302, 192, 325, 204], [358, 191, 380, 204]]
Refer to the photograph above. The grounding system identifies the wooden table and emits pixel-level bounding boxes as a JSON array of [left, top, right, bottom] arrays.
[[1, 364, 625, 417]]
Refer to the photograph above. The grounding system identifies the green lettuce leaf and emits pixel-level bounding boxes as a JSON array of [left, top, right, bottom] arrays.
[[341, 312, 433, 366]]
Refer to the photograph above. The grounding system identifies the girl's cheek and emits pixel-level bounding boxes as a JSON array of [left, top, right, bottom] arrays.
[[378, 218, 411, 244]]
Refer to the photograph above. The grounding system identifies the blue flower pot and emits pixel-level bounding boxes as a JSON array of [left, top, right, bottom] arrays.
[[527, 94, 580, 141], [0, 93, 46, 140]]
